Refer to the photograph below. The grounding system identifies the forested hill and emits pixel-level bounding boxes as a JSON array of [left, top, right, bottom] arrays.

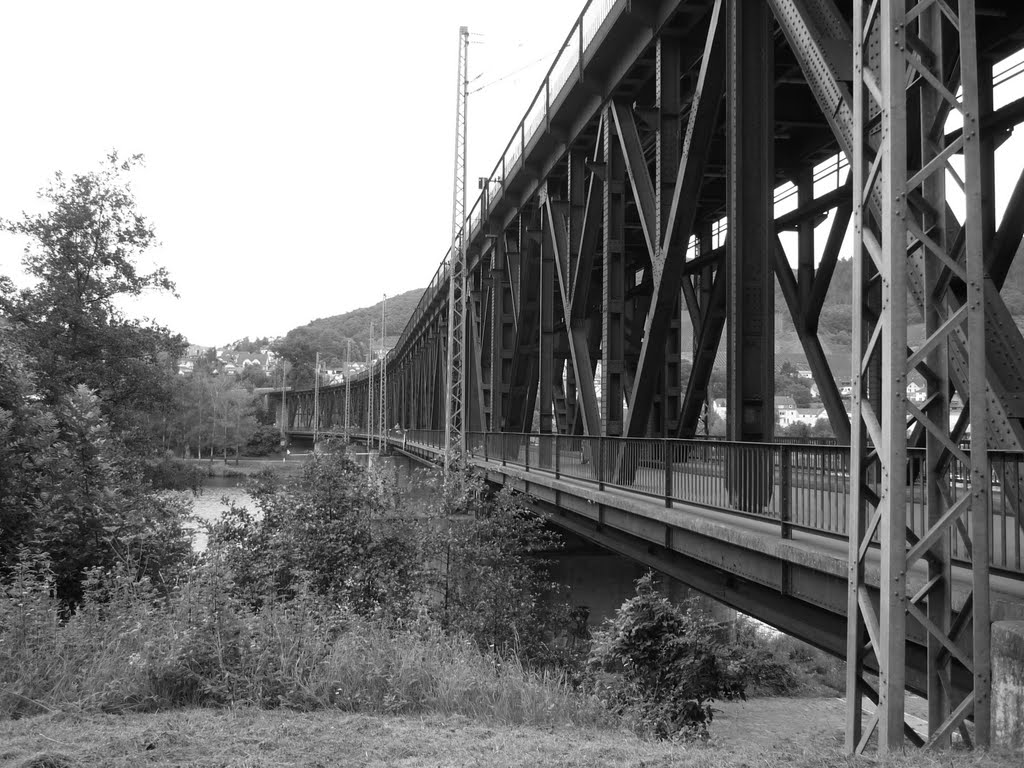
[[274, 288, 424, 382]]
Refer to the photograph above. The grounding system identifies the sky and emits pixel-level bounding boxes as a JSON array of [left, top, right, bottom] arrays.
[[3, 3, 1024, 348], [0, 0, 583, 346]]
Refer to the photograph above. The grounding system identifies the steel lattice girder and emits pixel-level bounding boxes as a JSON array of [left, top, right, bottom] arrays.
[[279, 2, 1024, 752], [846, 0, 992, 753]]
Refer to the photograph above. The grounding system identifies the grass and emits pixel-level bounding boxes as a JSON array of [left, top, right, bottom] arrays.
[[0, 704, 1019, 768], [0, 561, 609, 729]]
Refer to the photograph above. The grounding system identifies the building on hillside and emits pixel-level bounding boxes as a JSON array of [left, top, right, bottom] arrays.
[[237, 352, 270, 369], [779, 406, 828, 429], [775, 396, 798, 426]]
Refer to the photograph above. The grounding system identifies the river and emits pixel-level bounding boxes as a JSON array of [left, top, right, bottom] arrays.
[[188, 475, 256, 551]]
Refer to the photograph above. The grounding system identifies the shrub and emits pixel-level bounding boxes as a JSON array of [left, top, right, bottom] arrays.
[[0, 556, 611, 727], [588, 573, 746, 740], [245, 425, 280, 456], [143, 453, 205, 493]]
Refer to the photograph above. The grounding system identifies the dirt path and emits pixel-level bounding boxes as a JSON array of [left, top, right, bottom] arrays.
[[711, 697, 848, 751]]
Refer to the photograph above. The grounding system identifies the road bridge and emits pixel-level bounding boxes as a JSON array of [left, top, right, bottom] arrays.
[[274, 0, 1024, 753]]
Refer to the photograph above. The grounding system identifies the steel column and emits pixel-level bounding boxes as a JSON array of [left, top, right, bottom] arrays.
[[725, 0, 774, 512]]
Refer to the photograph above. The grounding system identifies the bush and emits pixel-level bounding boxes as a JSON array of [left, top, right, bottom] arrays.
[[143, 453, 205, 493], [245, 425, 280, 456], [0, 554, 611, 727], [588, 573, 746, 740]]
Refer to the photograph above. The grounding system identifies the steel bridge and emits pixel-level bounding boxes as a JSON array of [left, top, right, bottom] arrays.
[[273, 0, 1024, 752]]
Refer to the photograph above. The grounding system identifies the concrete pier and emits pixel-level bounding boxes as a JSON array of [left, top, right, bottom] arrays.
[[993, 621, 1024, 754]]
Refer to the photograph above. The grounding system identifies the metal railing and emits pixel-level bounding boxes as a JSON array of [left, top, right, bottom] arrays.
[[391, 430, 1024, 577]]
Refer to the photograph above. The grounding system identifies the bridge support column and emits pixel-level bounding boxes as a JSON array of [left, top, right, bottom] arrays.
[[725, 0, 774, 509], [847, 0, 991, 753], [602, 108, 626, 439], [993, 621, 1024, 752]]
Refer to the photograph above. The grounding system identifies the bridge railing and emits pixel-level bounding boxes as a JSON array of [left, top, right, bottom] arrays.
[[453, 432, 1024, 577], [390, 431, 1024, 576]]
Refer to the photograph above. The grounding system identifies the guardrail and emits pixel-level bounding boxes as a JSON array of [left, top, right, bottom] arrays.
[[385, 431, 1024, 577]]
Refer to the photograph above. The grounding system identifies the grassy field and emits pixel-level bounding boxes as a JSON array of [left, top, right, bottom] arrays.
[[1, 699, 1018, 768]]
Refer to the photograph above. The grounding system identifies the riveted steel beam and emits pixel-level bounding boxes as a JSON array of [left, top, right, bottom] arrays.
[[624, 0, 726, 439], [725, 0, 774, 518]]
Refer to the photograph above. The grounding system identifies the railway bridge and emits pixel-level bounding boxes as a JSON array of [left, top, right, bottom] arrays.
[[272, 0, 1024, 753]]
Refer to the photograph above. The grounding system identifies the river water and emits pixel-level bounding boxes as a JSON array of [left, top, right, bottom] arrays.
[[188, 476, 256, 550]]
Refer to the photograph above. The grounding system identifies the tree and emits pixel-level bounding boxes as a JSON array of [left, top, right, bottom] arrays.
[[1, 153, 185, 440], [589, 573, 746, 739]]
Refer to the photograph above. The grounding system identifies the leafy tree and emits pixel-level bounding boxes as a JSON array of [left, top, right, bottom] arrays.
[[434, 476, 566, 662], [588, 573, 746, 740], [0, 153, 185, 439], [208, 447, 423, 619], [0, 332, 60, 570]]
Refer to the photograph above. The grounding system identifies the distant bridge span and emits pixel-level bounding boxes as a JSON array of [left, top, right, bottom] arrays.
[[274, 0, 1024, 752]]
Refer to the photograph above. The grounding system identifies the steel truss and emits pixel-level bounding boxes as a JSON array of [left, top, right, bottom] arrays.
[[847, 0, 991, 752], [276, 1, 1024, 752]]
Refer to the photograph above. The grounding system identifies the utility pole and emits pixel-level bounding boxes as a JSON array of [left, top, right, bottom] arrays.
[[444, 24, 470, 475], [367, 322, 374, 446], [279, 360, 288, 447], [313, 351, 321, 446], [344, 338, 351, 442], [379, 294, 387, 452]]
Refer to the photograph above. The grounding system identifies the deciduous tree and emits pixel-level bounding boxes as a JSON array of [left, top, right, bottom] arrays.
[[1, 153, 184, 440]]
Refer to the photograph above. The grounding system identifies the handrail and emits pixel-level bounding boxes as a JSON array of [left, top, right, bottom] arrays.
[[386, 430, 1024, 577]]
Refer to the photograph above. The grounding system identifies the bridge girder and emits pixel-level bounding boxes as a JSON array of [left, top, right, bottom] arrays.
[[279, 0, 1024, 752]]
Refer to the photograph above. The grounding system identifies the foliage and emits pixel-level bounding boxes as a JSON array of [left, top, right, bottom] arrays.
[[158, 374, 261, 459], [207, 447, 423, 619], [142, 453, 206, 493], [0, 345, 194, 605], [0, 554, 610, 726], [0, 153, 185, 440], [0, 333, 60, 571], [245, 425, 281, 456], [588, 573, 746, 740], [274, 288, 423, 387], [432, 474, 568, 664]]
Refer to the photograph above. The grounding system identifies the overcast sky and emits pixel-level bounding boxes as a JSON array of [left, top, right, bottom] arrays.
[[0, 0, 582, 346], [3, 3, 1023, 348]]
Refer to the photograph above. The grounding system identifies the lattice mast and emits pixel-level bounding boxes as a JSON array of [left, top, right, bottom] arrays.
[[367, 322, 374, 442], [444, 25, 470, 474], [379, 294, 388, 451], [847, 0, 990, 753], [344, 339, 351, 441], [313, 351, 321, 445]]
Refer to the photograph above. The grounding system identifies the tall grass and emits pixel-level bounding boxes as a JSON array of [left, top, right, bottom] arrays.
[[0, 554, 610, 727]]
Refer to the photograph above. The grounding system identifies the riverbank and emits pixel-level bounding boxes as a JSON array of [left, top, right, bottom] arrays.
[[183, 455, 311, 478]]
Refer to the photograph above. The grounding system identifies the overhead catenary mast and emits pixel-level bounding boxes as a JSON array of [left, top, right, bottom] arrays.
[[344, 338, 352, 442], [367, 322, 374, 444], [444, 25, 470, 475], [313, 351, 321, 445], [379, 294, 387, 451]]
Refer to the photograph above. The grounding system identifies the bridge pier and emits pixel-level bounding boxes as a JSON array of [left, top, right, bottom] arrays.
[[993, 621, 1024, 753]]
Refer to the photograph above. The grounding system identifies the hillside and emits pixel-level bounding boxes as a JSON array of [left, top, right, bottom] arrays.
[[274, 288, 424, 385]]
